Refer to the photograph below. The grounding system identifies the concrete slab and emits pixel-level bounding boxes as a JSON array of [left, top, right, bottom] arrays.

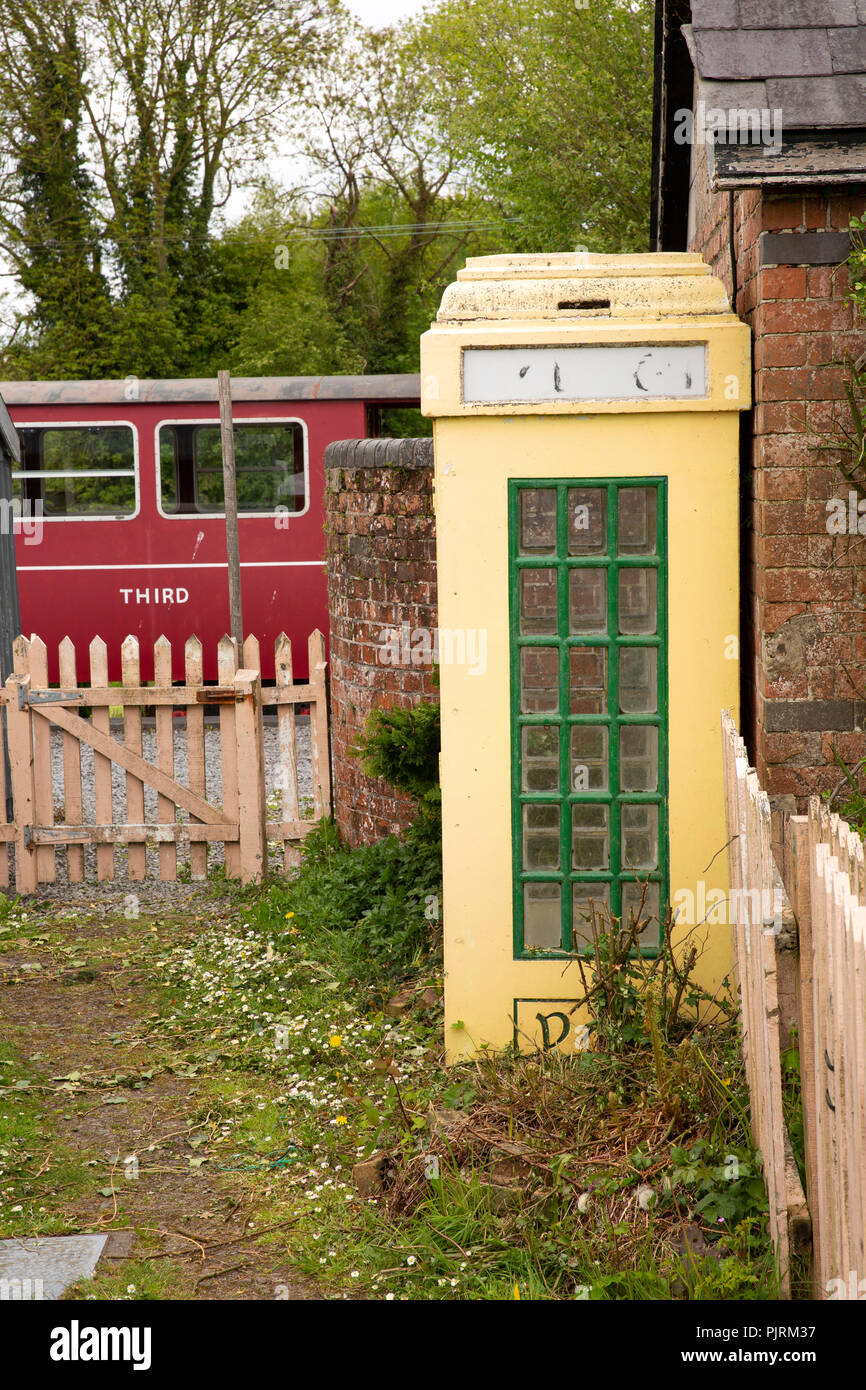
[[0, 1233, 108, 1300]]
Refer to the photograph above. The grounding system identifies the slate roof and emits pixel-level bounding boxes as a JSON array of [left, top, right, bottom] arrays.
[[687, 0, 866, 128]]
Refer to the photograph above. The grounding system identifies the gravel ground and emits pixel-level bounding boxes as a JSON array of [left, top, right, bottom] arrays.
[[3, 716, 314, 896]]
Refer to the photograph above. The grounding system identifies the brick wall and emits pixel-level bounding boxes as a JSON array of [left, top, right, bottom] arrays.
[[689, 131, 866, 808], [324, 438, 439, 845]]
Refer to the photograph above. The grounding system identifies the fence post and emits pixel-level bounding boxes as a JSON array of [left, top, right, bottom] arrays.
[[308, 629, 332, 818], [234, 667, 267, 885], [5, 674, 36, 894], [219, 636, 240, 879], [788, 813, 819, 1293]]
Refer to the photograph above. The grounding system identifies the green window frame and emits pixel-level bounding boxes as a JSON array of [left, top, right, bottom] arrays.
[[508, 477, 668, 959]]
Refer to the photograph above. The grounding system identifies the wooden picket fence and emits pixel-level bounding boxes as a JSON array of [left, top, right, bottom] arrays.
[[0, 631, 331, 888], [722, 711, 866, 1298]]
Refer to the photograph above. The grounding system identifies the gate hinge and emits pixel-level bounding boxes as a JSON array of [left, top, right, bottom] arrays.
[[17, 688, 85, 710]]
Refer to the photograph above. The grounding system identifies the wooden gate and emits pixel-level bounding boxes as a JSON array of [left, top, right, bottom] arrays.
[[0, 630, 331, 890]]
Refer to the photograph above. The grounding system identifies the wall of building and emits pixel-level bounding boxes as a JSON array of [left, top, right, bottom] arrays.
[[689, 132, 866, 808], [324, 438, 438, 845]]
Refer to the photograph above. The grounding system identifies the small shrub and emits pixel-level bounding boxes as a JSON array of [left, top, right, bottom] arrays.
[[355, 699, 441, 842], [259, 818, 441, 984]]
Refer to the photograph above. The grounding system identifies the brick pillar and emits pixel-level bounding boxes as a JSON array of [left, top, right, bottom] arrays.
[[324, 438, 439, 845]]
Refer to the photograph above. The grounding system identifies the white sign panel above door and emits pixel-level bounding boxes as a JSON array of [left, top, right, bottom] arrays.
[[461, 344, 708, 404]]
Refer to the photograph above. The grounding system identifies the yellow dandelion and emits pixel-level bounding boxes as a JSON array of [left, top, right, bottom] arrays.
[[513, 1283, 521, 1300], [336, 1115, 348, 1125], [329, 1035, 343, 1048]]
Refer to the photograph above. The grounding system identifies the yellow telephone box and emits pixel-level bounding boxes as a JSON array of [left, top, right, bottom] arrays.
[[420, 252, 751, 1061]]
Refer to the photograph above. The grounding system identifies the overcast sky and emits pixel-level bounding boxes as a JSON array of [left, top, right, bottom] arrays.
[[344, 0, 433, 26]]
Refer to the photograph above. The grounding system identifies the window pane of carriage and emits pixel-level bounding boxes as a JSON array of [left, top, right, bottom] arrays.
[[621, 803, 659, 870], [617, 487, 657, 555], [572, 882, 610, 947], [520, 646, 559, 713], [567, 487, 606, 554], [570, 724, 608, 791], [159, 422, 304, 514], [620, 725, 658, 792], [523, 804, 560, 871], [523, 882, 562, 950], [619, 646, 657, 713], [40, 475, 136, 517], [519, 568, 558, 635], [569, 567, 606, 633], [18, 426, 135, 473], [522, 725, 559, 792], [569, 645, 607, 714], [15, 426, 136, 517], [518, 488, 557, 554], [571, 803, 609, 870], [618, 568, 657, 635], [621, 880, 661, 941], [195, 424, 304, 512]]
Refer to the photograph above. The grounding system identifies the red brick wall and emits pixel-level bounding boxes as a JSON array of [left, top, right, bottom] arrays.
[[324, 438, 439, 845], [689, 134, 866, 808]]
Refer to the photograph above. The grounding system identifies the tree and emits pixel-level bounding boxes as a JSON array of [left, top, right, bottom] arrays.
[[419, 0, 655, 254], [0, 2, 114, 375], [295, 19, 508, 373], [0, 0, 330, 377]]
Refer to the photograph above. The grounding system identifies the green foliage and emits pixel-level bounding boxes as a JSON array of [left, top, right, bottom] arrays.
[[250, 698, 443, 984], [849, 213, 866, 325], [824, 218, 866, 508], [669, 1139, 768, 1227], [0, 1, 654, 379], [355, 700, 441, 836], [0, 0, 330, 379], [419, 0, 654, 253], [566, 895, 734, 1056], [781, 1031, 806, 1192], [257, 817, 441, 983], [822, 740, 866, 835]]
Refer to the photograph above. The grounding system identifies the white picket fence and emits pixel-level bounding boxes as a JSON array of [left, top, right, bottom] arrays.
[[722, 711, 866, 1297]]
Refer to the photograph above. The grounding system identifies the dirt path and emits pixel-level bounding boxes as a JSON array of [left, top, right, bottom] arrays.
[[0, 889, 318, 1300]]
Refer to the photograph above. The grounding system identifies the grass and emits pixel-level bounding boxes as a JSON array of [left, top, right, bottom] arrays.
[[0, 1038, 106, 1238], [134, 821, 781, 1301], [65, 1255, 189, 1302], [0, 819, 783, 1300]]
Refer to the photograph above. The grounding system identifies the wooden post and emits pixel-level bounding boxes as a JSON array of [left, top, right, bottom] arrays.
[[59, 636, 85, 883], [90, 636, 114, 882], [185, 635, 207, 880], [122, 635, 146, 883], [308, 629, 332, 818], [275, 632, 301, 871], [154, 635, 176, 882], [29, 635, 55, 883], [0, 687, 8, 890], [6, 673, 36, 894], [218, 636, 240, 878], [218, 370, 243, 650], [853, 902, 866, 1293], [789, 813, 819, 1293], [235, 668, 267, 884]]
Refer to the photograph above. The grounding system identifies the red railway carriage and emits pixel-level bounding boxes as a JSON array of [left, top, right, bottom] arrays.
[[2, 375, 420, 682]]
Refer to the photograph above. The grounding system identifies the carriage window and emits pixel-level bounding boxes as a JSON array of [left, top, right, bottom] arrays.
[[13, 425, 136, 517], [159, 421, 306, 515]]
